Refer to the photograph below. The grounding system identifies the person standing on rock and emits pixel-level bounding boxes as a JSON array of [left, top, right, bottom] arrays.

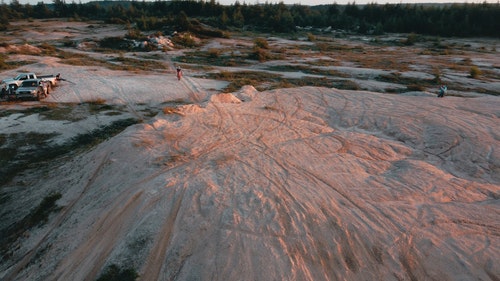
[[176, 66, 183, 81], [438, 85, 447, 98]]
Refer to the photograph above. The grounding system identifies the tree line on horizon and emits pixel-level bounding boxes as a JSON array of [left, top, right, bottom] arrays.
[[0, 0, 499, 37]]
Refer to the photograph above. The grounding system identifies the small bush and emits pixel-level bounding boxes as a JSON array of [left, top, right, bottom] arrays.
[[99, 37, 128, 50], [432, 68, 442, 84], [96, 264, 138, 281], [207, 48, 221, 58], [334, 80, 360, 90], [470, 66, 482, 78], [28, 193, 63, 226], [87, 98, 107, 105], [254, 37, 269, 49], [407, 84, 425, 91], [39, 43, 57, 55], [403, 33, 419, 46], [125, 28, 142, 40], [62, 39, 76, 47], [0, 22, 8, 31], [250, 47, 271, 62], [0, 54, 8, 70], [171, 33, 198, 48]]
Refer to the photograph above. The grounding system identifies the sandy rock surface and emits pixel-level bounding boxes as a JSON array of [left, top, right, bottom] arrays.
[[0, 19, 498, 281]]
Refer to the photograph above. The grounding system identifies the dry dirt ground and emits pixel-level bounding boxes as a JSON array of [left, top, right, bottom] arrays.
[[0, 19, 499, 281]]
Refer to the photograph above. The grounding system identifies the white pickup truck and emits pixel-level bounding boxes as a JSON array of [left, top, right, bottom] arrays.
[[10, 79, 51, 101], [1, 72, 60, 97]]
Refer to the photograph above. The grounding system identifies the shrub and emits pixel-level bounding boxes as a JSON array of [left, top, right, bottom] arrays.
[[250, 47, 271, 62], [254, 37, 269, 49], [39, 43, 58, 55], [307, 33, 316, 42], [407, 84, 425, 91], [0, 22, 8, 31], [97, 264, 138, 281], [99, 37, 128, 50], [0, 54, 8, 70], [171, 33, 198, 48], [28, 193, 62, 226], [334, 80, 360, 90], [403, 33, 418, 46], [432, 68, 442, 84], [62, 39, 76, 47], [207, 48, 221, 58], [125, 28, 142, 40], [470, 66, 482, 78], [87, 98, 107, 105]]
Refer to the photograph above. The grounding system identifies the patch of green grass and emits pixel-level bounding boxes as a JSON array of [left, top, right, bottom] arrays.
[[331, 79, 360, 90], [0, 107, 40, 118], [205, 70, 344, 92], [0, 132, 60, 186], [0, 118, 139, 187], [313, 42, 364, 53], [407, 84, 426, 91], [0, 192, 62, 260], [1, 103, 123, 122], [171, 32, 199, 48], [39, 106, 82, 121], [266, 65, 349, 78], [206, 71, 281, 92], [104, 111, 124, 116], [270, 77, 330, 89], [87, 99, 116, 113], [70, 118, 138, 148], [34, 46, 165, 72], [376, 73, 434, 88], [248, 46, 284, 62], [27, 193, 63, 225], [0, 53, 35, 70], [307, 59, 341, 67], [0, 192, 10, 205], [110, 56, 168, 71], [176, 50, 250, 67]]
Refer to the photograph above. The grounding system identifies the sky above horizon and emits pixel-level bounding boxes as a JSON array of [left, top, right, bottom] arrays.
[[16, 0, 499, 6]]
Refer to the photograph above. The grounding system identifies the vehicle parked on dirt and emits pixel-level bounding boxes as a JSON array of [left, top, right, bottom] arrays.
[[1, 72, 60, 96], [10, 79, 51, 101]]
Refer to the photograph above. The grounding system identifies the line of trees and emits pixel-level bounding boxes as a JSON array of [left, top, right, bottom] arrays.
[[1, 0, 499, 37]]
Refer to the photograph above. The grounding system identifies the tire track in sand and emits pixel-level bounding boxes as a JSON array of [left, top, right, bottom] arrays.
[[140, 174, 188, 280]]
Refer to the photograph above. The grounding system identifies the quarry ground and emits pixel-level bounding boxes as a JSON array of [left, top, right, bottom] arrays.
[[0, 19, 499, 281]]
